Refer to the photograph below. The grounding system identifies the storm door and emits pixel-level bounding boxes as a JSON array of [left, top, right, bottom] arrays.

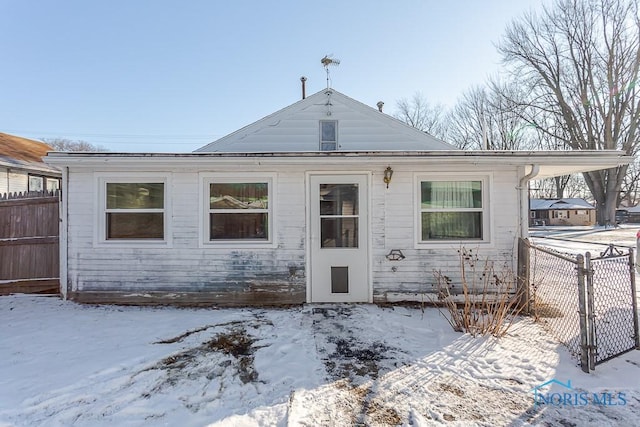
[[309, 175, 369, 302]]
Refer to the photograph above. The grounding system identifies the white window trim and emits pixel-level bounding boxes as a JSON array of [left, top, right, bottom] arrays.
[[94, 173, 172, 248], [414, 173, 492, 247], [199, 172, 277, 248]]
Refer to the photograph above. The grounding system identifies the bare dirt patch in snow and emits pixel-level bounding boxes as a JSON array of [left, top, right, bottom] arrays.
[[306, 305, 405, 425], [149, 324, 261, 389], [138, 317, 272, 411], [312, 306, 396, 383]]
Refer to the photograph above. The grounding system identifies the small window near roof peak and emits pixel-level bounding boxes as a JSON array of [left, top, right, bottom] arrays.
[[320, 120, 337, 151]]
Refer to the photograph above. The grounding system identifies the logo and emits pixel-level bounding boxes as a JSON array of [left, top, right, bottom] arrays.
[[532, 379, 627, 407]]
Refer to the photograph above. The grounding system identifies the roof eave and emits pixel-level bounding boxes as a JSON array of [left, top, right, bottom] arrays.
[[44, 150, 631, 178]]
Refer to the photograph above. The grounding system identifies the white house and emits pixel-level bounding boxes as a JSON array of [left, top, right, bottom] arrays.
[[45, 88, 631, 305], [0, 132, 61, 197]]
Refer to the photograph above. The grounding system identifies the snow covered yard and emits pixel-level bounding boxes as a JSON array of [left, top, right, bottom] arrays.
[[1, 295, 639, 426]]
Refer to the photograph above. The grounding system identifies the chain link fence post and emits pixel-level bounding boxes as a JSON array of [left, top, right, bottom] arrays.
[[585, 252, 597, 371], [577, 254, 590, 373], [629, 248, 640, 350], [517, 238, 530, 315]]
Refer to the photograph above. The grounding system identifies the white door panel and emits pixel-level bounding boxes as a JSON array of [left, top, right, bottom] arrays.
[[309, 174, 369, 302]]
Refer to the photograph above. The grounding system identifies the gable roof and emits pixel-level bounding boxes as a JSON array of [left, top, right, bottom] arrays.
[[0, 132, 60, 175], [195, 88, 456, 152], [530, 198, 595, 210]]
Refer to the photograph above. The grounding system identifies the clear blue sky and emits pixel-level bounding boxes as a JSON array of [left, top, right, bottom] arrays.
[[1, 0, 547, 152]]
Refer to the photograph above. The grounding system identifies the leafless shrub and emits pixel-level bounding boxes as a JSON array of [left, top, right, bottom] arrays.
[[432, 248, 526, 337]]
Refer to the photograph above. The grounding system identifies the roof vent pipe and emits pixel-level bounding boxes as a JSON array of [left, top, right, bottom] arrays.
[[300, 76, 307, 99], [377, 101, 384, 112]]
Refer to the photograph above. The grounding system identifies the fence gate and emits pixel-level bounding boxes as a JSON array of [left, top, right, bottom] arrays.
[[0, 193, 60, 295], [526, 239, 639, 373], [586, 249, 640, 367]]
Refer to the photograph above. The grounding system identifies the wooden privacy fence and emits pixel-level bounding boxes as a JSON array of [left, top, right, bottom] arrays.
[[0, 192, 60, 295]]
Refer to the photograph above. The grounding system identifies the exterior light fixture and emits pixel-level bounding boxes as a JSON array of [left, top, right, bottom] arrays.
[[383, 166, 393, 188]]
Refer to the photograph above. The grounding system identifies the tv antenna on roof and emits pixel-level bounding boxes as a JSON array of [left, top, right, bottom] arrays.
[[321, 55, 340, 88]]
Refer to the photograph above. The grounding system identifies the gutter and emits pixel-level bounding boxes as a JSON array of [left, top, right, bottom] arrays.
[[44, 151, 631, 173], [518, 165, 540, 238]]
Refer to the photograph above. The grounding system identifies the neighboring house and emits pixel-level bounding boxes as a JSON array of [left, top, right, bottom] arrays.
[[45, 88, 631, 305], [530, 198, 596, 226], [0, 132, 61, 196], [616, 205, 640, 223]]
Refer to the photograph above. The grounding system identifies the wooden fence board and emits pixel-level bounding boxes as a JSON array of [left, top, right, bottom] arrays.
[[0, 195, 60, 294], [0, 279, 60, 296]]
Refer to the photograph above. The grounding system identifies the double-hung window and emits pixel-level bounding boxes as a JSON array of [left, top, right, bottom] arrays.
[[418, 177, 489, 243], [99, 178, 167, 242], [205, 178, 272, 244]]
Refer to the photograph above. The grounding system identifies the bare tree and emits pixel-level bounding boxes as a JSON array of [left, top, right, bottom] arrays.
[[447, 84, 535, 150], [532, 176, 573, 199], [42, 138, 107, 152], [619, 157, 640, 206], [531, 175, 589, 199], [498, 0, 640, 224], [530, 113, 577, 198], [394, 93, 446, 138]]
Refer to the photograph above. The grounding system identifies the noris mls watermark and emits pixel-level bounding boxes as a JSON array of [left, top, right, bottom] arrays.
[[532, 379, 627, 407]]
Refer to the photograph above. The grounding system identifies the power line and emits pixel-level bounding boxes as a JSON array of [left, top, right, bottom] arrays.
[[2, 128, 223, 141], [53, 140, 209, 146]]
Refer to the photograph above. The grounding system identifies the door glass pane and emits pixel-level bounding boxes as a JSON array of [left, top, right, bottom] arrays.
[[321, 218, 358, 247], [320, 184, 358, 215]]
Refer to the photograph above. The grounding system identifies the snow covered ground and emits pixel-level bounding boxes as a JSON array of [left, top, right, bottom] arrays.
[[529, 224, 640, 254], [0, 228, 639, 426]]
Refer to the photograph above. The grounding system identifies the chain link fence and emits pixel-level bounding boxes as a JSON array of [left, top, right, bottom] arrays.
[[524, 239, 639, 373], [528, 245, 584, 362], [587, 251, 640, 365]]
